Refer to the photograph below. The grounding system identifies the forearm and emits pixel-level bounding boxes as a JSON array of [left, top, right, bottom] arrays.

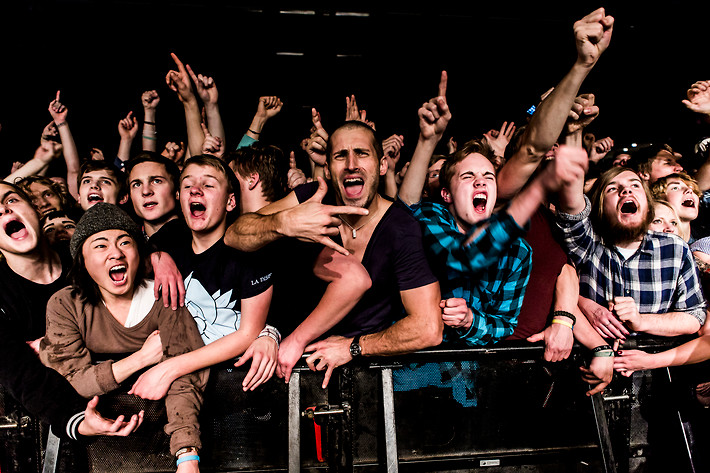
[[142, 109, 157, 152], [361, 283, 443, 356], [506, 176, 546, 228], [383, 170, 398, 200], [111, 351, 153, 384], [633, 312, 702, 337], [183, 100, 205, 156], [572, 306, 607, 349], [204, 103, 225, 145], [117, 137, 134, 163], [245, 114, 268, 141], [224, 212, 282, 251], [398, 135, 438, 206], [57, 124, 81, 197], [498, 62, 591, 200], [4, 157, 50, 182]]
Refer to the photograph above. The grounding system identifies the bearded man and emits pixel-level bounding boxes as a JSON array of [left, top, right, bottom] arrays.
[[555, 149, 706, 337]]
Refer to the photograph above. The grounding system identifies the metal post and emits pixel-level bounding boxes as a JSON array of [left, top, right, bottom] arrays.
[[591, 391, 617, 473], [289, 371, 301, 473], [41, 428, 60, 473], [666, 367, 697, 473], [381, 368, 398, 473]]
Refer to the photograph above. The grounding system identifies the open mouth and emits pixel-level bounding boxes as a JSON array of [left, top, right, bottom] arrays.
[[343, 177, 364, 199], [472, 193, 488, 213], [190, 202, 206, 218], [682, 198, 696, 208], [109, 265, 127, 283], [4, 219, 26, 239], [620, 200, 638, 214], [143, 201, 158, 210], [88, 193, 103, 203]]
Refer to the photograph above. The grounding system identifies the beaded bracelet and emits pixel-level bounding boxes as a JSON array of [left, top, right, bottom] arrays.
[[552, 310, 576, 325]]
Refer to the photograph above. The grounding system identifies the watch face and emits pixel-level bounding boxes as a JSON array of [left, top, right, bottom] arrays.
[[350, 339, 361, 357]]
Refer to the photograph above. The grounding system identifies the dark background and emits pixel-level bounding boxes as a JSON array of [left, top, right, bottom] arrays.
[[1, 1, 708, 174]]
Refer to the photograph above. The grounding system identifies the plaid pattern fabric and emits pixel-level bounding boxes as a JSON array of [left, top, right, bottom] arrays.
[[409, 201, 532, 345], [556, 196, 706, 325]]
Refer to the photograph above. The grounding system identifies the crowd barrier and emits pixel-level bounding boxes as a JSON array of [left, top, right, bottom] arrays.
[[1, 336, 707, 473]]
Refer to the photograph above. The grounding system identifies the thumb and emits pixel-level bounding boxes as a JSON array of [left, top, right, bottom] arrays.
[[527, 331, 545, 343], [306, 177, 327, 203], [289, 151, 297, 169], [86, 395, 99, 410]]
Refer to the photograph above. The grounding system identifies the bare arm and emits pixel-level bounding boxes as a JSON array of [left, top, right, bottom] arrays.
[[4, 141, 62, 183], [141, 90, 160, 152], [277, 249, 372, 382], [47, 91, 80, 198], [166, 53, 204, 156], [187, 64, 225, 146], [497, 8, 614, 201]]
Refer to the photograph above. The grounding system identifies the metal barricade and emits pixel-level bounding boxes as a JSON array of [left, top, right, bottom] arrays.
[[1, 337, 704, 472]]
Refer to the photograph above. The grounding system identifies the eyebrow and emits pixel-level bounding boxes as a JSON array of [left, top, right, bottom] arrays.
[[180, 173, 221, 182]]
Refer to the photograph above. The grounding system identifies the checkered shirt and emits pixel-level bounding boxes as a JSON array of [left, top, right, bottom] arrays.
[[556, 196, 706, 325], [408, 200, 532, 345]]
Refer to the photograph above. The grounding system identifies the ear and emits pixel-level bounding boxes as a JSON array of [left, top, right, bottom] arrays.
[[379, 157, 388, 176], [226, 193, 237, 212], [639, 172, 650, 181], [248, 172, 260, 191], [441, 187, 453, 204], [119, 194, 129, 205], [324, 165, 331, 180]]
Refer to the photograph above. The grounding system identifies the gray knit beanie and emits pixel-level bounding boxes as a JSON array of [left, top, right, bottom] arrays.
[[69, 203, 143, 259]]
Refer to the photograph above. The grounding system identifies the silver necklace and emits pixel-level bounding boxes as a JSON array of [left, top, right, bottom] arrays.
[[339, 212, 375, 239]]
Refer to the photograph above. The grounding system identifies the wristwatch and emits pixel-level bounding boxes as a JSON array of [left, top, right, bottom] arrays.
[[175, 446, 199, 458], [349, 335, 362, 358]]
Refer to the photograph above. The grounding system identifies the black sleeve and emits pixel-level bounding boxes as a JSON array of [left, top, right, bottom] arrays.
[[0, 316, 85, 440]]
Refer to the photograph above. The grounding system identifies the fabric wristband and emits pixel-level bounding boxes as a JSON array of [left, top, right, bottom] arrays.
[[257, 325, 282, 345], [592, 344, 613, 353], [552, 310, 576, 325], [248, 128, 261, 135], [593, 350, 615, 358], [176, 455, 200, 466], [551, 318, 574, 330], [144, 120, 156, 125]]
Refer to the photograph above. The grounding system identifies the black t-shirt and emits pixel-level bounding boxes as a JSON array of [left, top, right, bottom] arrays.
[[0, 247, 71, 340], [148, 217, 193, 253], [165, 238, 273, 344], [295, 182, 438, 337]]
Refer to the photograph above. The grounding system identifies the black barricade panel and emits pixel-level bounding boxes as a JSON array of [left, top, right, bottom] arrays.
[[3, 337, 708, 472]]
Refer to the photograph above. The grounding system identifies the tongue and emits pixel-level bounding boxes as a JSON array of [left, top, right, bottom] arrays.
[[344, 184, 364, 199], [110, 270, 125, 282], [6, 222, 27, 239]]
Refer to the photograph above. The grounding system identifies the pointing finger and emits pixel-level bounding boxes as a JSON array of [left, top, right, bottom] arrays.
[[438, 71, 448, 97]]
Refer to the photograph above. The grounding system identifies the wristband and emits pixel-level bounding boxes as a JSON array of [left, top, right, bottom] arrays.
[[176, 455, 200, 466], [592, 350, 614, 358], [248, 128, 261, 135], [552, 310, 576, 325], [144, 120, 156, 125], [551, 318, 574, 330], [142, 135, 157, 140], [257, 324, 281, 345], [56, 122, 67, 128], [592, 344, 613, 353]]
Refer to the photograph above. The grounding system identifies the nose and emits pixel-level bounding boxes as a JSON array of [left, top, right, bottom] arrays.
[[663, 226, 674, 233], [674, 163, 683, 172], [189, 185, 203, 195], [142, 185, 154, 196], [108, 242, 124, 259], [345, 152, 358, 171]]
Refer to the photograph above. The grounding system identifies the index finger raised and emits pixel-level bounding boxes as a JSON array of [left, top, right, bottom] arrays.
[[170, 52, 187, 73], [438, 71, 447, 98]]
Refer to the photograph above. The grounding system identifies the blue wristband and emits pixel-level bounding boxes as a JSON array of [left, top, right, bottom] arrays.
[[176, 454, 200, 466]]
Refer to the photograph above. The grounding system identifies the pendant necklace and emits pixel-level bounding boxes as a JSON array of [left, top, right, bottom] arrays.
[[339, 207, 379, 239]]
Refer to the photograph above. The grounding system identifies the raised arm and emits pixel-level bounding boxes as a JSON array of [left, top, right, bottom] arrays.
[[241, 96, 283, 146], [117, 111, 138, 164], [5, 141, 62, 183], [186, 64, 225, 147], [382, 133, 404, 199], [141, 90, 160, 152], [48, 91, 81, 198], [399, 71, 450, 206], [497, 7, 613, 200], [683, 80, 710, 191], [166, 53, 204, 156]]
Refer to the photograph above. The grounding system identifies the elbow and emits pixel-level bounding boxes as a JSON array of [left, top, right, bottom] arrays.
[[421, 316, 444, 349]]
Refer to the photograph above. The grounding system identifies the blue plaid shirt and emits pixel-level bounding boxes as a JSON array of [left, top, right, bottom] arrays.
[[556, 196, 706, 325], [407, 200, 532, 345]]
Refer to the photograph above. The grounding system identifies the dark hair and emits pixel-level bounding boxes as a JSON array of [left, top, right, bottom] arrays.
[[325, 121, 383, 162], [126, 151, 181, 192], [440, 139, 495, 191], [0, 181, 34, 205], [78, 160, 126, 198], [68, 237, 148, 306], [40, 210, 74, 227], [226, 143, 289, 203]]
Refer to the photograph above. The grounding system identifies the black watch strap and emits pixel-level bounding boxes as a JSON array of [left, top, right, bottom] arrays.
[[349, 335, 362, 357]]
